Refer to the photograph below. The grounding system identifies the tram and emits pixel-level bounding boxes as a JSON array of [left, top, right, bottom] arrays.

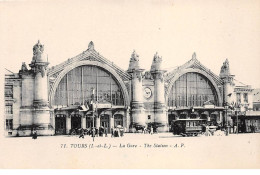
[[170, 119, 204, 137]]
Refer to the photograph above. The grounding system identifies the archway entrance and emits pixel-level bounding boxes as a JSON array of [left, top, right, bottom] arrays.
[[71, 114, 81, 129], [114, 114, 123, 127], [86, 116, 95, 128], [55, 114, 66, 135], [100, 114, 110, 128]]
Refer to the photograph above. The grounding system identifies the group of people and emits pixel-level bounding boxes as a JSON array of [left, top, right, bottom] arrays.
[[249, 125, 256, 133], [76, 126, 126, 139], [111, 127, 124, 137]]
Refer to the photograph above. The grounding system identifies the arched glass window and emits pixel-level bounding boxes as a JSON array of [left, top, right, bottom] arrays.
[[54, 65, 124, 106], [168, 72, 218, 107]]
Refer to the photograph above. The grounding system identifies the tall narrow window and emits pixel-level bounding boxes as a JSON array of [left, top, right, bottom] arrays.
[[243, 93, 248, 103], [6, 119, 13, 130], [237, 93, 241, 103], [5, 104, 13, 114], [5, 85, 13, 98]]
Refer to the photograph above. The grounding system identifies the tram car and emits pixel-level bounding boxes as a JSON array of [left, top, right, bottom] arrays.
[[171, 119, 204, 137]]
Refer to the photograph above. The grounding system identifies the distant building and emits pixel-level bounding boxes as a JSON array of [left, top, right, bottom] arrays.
[[4, 41, 259, 136], [253, 89, 260, 111]]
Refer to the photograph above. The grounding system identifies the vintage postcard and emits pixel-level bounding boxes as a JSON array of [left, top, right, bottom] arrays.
[[0, 0, 260, 169]]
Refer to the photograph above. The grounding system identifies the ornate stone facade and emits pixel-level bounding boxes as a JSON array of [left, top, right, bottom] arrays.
[[4, 41, 257, 136]]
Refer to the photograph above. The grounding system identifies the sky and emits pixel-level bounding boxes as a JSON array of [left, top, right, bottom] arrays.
[[1, 0, 260, 88]]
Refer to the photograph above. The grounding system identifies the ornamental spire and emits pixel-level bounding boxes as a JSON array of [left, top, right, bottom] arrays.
[[88, 41, 95, 50], [192, 52, 196, 60]]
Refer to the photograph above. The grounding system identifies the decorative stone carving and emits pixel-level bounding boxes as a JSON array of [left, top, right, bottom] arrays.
[[84, 56, 96, 61], [143, 71, 153, 80], [131, 102, 144, 109], [32, 40, 47, 62], [128, 50, 141, 72], [35, 64, 48, 77], [21, 62, 28, 71], [153, 52, 162, 62], [151, 52, 163, 71], [33, 100, 49, 108], [152, 72, 164, 82], [220, 59, 230, 78], [33, 40, 44, 56]]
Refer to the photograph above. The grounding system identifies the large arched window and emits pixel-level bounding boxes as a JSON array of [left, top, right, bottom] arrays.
[[54, 65, 124, 106], [168, 72, 218, 107]]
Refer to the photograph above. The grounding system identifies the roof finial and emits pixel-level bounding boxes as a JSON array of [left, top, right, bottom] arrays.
[[88, 41, 94, 50], [192, 52, 196, 60]]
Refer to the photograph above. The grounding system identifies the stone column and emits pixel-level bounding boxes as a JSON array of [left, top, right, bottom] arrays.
[[126, 108, 131, 132], [151, 52, 167, 132], [127, 50, 146, 127], [96, 117, 100, 128], [66, 115, 71, 134], [220, 59, 235, 126], [110, 115, 114, 129], [29, 40, 54, 136]]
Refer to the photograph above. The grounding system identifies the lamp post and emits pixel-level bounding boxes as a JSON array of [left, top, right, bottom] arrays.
[[236, 110, 238, 134], [91, 88, 96, 142]]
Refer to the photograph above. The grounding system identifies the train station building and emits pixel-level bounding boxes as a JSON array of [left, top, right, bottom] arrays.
[[4, 40, 259, 136]]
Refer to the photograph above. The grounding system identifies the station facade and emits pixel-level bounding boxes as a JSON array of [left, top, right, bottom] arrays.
[[4, 41, 258, 136]]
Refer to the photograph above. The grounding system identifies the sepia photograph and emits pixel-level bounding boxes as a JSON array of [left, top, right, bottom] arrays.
[[0, 0, 260, 170]]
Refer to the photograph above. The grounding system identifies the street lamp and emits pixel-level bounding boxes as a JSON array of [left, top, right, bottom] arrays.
[[91, 88, 96, 142]]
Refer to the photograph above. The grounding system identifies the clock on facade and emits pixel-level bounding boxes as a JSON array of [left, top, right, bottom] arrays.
[[143, 87, 152, 99]]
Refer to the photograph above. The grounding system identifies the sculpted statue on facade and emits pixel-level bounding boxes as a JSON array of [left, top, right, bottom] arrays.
[[21, 62, 28, 71], [220, 59, 230, 75], [131, 50, 139, 61], [33, 40, 44, 56], [153, 52, 162, 63]]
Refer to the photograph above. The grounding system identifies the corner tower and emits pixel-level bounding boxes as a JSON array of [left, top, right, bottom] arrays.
[[220, 59, 235, 105], [220, 59, 235, 125]]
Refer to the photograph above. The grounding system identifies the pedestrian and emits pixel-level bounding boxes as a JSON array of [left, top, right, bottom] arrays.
[[150, 126, 153, 135], [32, 130, 37, 139], [96, 128, 99, 137], [105, 127, 108, 137], [79, 128, 84, 139], [92, 128, 95, 138], [234, 125, 237, 134], [250, 125, 253, 133], [205, 125, 211, 136], [111, 127, 114, 137]]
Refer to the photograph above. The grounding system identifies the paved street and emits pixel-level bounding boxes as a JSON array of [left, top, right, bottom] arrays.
[[1, 133, 260, 168]]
